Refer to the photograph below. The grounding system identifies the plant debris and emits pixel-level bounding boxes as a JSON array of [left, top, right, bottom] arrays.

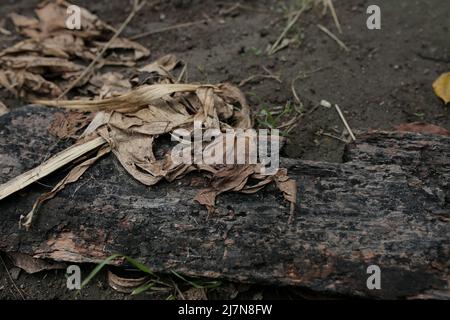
[[0, 55, 297, 229], [0, 0, 149, 100]]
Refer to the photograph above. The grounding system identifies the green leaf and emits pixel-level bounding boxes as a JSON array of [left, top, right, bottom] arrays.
[[170, 270, 221, 289], [122, 255, 156, 277], [81, 253, 121, 288], [131, 282, 154, 295]]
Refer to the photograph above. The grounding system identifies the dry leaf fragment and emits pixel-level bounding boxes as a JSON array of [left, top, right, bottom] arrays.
[[432, 72, 450, 104], [49, 111, 94, 139], [194, 164, 297, 221], [0, 101, 9, 116], [88, 72, 132, 99], [394, 122, 450, 136], [34, 83, 203, 111], [138, 54, 178, 76], [8, 13, 39, 30], [8, 252, 65, 274], [95, 37, 150, 63]]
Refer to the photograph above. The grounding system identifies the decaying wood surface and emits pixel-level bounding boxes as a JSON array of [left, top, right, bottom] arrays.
[[0, 106, 449, 299]]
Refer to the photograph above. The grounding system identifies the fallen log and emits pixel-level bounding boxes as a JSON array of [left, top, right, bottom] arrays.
[[0, 106, 449, 299]]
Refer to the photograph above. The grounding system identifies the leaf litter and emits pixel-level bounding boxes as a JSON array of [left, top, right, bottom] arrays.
[[0, 52, 297, 229], [0, 0, 149, 100]]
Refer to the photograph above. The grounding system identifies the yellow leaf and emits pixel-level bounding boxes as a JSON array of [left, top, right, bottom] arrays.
[[433, 72, 450, 104]]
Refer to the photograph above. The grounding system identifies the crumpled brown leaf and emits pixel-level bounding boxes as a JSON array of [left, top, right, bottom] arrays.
[[8, 252, 65, 274], [194, 165, 296, 222]]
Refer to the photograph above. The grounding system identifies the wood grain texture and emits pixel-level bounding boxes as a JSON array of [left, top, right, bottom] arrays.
[[0, 106, 449, 299]]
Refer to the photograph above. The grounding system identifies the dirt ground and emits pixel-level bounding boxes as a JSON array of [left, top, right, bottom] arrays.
[[0, 0, 449, 299]]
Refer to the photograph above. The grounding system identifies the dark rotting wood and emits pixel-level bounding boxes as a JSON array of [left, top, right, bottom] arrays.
[[0, 106, 449, 299]]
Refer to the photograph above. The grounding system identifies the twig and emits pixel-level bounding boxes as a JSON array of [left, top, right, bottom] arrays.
[[334, 104, 356, 141], [177, 62, 188, 83], [58, 0, 149, 99], [317, 130, 349, 143], [291, 66, 330, 107], [291, 75, 307, 106], [268, 7, 306, 55], [317, 24, 349, 52], [239, 66, 282, 87], [219, 2, 241, 16], [325, 0, 342, 34], [216, 2, 277, 15], [0, 255, 25, 300], [130, 19, 207, 40]]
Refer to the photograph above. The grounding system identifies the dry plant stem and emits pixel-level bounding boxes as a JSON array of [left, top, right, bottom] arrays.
[[239, 67, 282, 87], [334, 104, 356, 141], [58, 0, 149, 98], [326, 0, 342, 33], [318, 131, 349, 143], [0, 136, 106, 201], [268, 7, 306, 55], [130, 19, 207, 40], [35, 83, 202, 111], [317, 24, 349, 52]]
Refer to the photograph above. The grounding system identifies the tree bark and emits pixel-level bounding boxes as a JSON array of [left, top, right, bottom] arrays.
[[0, 106, 448, 299]]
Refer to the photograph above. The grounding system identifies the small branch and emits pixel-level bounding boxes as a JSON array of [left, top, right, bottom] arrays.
[[325, 0, 342, 34], [130, 19, 208, 40], [268, 7, 306, 55], [334, 104, 356, 141], [239, 66, 282, 87]]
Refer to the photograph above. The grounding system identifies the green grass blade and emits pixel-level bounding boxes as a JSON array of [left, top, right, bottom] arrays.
[[81, 253, 121, 288], [122, 255, 156, 277], [131, 282, 154, 295]]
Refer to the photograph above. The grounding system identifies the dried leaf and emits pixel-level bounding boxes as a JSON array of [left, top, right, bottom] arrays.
[[88, 72, 132, 99], [138, 54, 178, 76], [49, 111, 94, 139], [1, 1, 149, 99], [34, 1, 67, 35], [4, 79, 297, 227], [9, 13, 39, 30], [8, 252, 65, 274], [394, 122, 450, 136], [95, 37, 150, 62], [34, 83, 203, 111], [433, 72, 450, 104], [0, 101, 8, 116]]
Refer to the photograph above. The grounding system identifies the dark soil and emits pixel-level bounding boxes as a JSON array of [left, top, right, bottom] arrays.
[[0, 0, 449, 299]]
